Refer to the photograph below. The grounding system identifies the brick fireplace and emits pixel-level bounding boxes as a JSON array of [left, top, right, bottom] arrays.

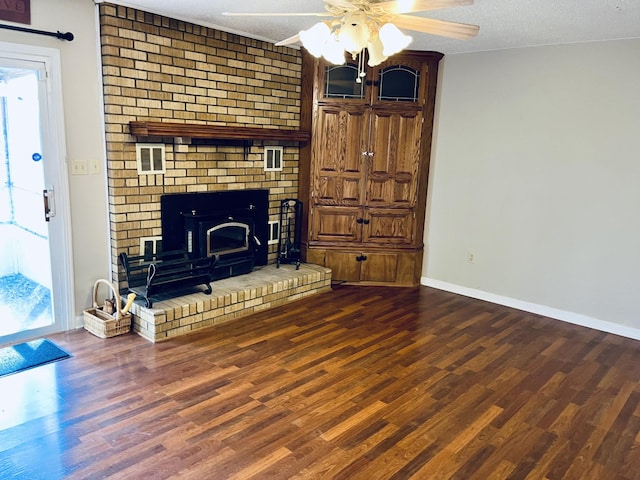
[[99, 4, 303, 278], [97, 5, 332, 340]]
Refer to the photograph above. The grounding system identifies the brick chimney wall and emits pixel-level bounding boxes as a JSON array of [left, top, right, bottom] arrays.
[[98, 3, 303, 281]]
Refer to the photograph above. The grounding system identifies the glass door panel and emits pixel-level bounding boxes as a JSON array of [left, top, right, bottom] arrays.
[[0, 61, 57, 343]]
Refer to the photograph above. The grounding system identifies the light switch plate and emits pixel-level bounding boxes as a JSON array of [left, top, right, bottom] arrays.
[[88, 160, 101, 174]]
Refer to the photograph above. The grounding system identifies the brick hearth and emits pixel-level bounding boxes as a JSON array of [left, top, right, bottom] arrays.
[[129, 263, 331, 342]]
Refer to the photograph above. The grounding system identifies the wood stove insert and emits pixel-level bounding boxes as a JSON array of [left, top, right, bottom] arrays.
[[161, 189, 269, 280]]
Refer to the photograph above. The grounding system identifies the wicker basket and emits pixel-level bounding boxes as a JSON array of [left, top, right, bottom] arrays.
[[83, 279, 132, 338]]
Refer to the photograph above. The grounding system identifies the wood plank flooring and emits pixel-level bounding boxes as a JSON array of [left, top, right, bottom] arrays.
[[1, 285, 639, 479]]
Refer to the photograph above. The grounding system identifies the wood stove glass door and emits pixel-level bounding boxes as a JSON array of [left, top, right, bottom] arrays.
[[208, 222, 250, 257]]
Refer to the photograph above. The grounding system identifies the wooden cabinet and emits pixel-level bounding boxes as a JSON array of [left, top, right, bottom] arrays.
[[312, 206, 414, 244], [299, 50, 443, 286]]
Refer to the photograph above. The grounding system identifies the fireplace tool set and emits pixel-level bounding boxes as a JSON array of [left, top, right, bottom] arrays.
[[277, 198, 303, 269]]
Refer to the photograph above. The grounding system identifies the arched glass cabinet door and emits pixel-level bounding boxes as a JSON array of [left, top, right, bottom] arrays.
[[377, 65, 420, 102], [323, 63, 365, 100]]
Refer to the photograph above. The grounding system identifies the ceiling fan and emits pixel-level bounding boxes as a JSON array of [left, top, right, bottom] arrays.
[[223, 0, 479, 66]]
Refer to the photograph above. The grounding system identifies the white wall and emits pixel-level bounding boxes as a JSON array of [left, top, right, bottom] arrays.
[[424, 39, 640, 338], [0, 0, 110, 326]]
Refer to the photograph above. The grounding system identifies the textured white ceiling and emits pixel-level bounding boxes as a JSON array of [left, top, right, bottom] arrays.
[[99, 0, 640, 55]]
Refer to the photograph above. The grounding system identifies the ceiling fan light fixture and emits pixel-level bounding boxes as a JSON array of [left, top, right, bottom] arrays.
[[297, 7, 421, 69], [299, 21, 332, 57], [227, 0, 479, 62], [337, 12, 371, 57], [322, 35, 348, 65], [378, 23, 413, 56], [366, 36, 387, 67]]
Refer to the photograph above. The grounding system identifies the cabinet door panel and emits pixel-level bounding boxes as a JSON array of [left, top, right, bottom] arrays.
[[319, 62, 366, 102], [371, 53, 433, 107], [360, 253, 398, 283], [367, 108, 422, 208], [325, 251, 362, 282], [312, 206, 361, 242], [313, 105, 367, 205], [364, 208, 414, 245], [308, 248, 421, 285]]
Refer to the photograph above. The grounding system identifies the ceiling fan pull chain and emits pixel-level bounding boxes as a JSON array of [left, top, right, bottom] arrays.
[[355, 52, 367, 83]]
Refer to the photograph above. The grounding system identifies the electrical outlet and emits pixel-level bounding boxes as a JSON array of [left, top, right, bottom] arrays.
[[467, 251, 475, 263], [71, 160, 88, 175]]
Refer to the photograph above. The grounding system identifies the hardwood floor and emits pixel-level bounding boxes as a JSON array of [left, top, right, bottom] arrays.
[[1, 285, 639, 479]]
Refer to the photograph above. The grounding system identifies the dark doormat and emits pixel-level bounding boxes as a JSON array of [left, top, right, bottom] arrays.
[[0, 338, 71, 377]]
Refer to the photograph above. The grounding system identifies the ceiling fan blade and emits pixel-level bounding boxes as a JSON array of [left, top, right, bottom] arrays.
[[222, 12, 329, 17], [375, 0, 473, 15], [324, 0, 359, 11], [392, 14, 479, 40], [275, 33, 301, 47]]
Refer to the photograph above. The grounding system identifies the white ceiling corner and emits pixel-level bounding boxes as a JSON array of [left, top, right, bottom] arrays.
[[101, 0, 640, 55]]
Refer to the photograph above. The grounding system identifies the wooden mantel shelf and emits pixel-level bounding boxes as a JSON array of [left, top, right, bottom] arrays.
[[129, 121, 310, 142]]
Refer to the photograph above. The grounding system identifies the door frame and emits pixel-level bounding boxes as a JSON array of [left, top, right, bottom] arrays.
[[0, 41, 74, 344]]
